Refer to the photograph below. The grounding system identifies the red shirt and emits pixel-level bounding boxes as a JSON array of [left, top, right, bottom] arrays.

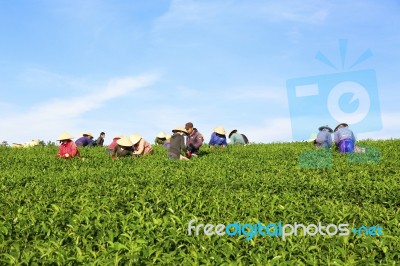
[[57, 140, 80, 158], [108, 137, 120, 150]]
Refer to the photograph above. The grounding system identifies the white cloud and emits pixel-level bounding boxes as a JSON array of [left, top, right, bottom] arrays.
[[0, 74, 159, 143], [0, 101, 15, 113], [250, 1, 330, 24], [150, 0, 331, 48], [226, 86, 288, 104], [18, 68, 95, 93], [153, 0, 227, 28], [238, 118, 293, 143], [154, 0, 330, 28]]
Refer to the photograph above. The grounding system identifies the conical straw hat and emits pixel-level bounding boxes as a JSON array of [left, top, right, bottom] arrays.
[[165, 134, 171, 140], [334, 123, 349, 132], [83, 132, 93, 137], [172, 125, 187, 134], [318, 125, 333, 133], [214, 126, 226, 135], [156, 131, 166, 138], [57, 131, 74, 141], [117, 137, 133, 147], [130, 134, 142, 145]]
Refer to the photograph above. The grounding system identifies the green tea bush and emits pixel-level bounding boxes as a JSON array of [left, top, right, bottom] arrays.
[[0, 140, 399, 265]]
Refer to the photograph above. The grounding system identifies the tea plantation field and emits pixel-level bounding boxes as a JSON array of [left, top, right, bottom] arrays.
[[0, 140, 399, 265]]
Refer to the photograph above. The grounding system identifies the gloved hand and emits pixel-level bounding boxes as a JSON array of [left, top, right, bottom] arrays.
[[186, 151, 191, 159]]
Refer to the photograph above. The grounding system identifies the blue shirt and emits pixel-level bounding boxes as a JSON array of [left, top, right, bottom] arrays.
[[316, 130, 332, 147], [209, 132, 227, 146], [334, 127, 356, 144], [75, 136, 93, 147]]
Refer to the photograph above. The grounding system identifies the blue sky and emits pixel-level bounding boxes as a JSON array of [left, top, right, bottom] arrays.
[[1, 0, 399, 144]]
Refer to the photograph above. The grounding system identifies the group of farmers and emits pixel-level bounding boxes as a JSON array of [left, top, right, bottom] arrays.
[[56, 122, 249, 160], [312, 122, 364, 153], [56, 121, 362, 159]]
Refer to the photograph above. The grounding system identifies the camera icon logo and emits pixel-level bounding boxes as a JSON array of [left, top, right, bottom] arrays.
[[286, 40, 382, 141]]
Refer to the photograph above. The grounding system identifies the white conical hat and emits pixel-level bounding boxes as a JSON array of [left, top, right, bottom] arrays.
[[130, 134, 142, 145], [57, 131, 74, 141], [172, 125, 188, 134], [117, 137, 133, 147], [83, 132, 93, 137], [165, 134, 171, 140], [214, 126, 226, 135], [156, 131, 166, 138]]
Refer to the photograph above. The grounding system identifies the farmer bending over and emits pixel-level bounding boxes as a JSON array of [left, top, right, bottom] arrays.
[[57, 131, 80, 159]]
